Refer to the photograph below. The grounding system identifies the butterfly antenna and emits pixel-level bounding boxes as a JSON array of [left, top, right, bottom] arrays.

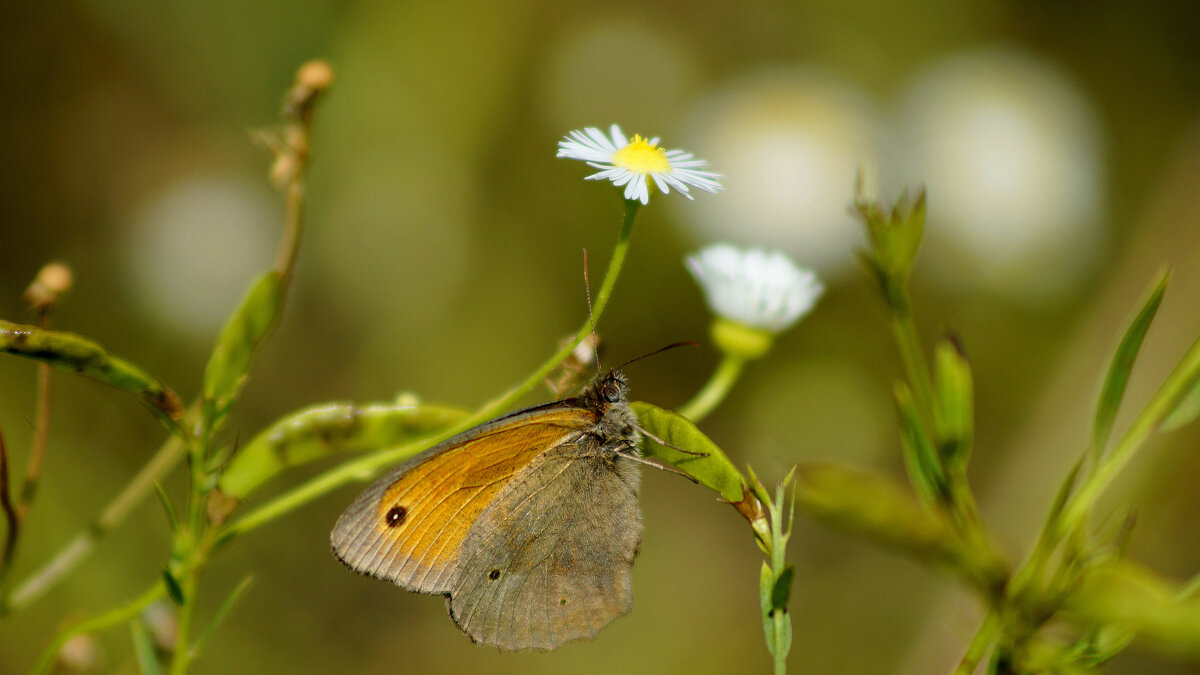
[[613, 341, 699, 372], [581, 248, 603, 376]]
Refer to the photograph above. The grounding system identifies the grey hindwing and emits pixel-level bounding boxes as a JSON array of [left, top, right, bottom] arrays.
[[446, 442, 642, 650]]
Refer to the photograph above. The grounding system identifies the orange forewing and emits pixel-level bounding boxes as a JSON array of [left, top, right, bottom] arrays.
[[355, 408, 594, 591]]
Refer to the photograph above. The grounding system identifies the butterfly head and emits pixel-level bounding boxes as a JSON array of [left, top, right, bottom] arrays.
[[577, 369, 639, 452]]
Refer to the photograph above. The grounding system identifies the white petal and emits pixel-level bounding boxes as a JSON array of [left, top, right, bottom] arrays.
[[686, 244, 822, 332], [608, 124, 629, 149]]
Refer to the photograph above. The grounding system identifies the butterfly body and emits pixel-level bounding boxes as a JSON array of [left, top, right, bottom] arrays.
[[331, 370, 642, 650]]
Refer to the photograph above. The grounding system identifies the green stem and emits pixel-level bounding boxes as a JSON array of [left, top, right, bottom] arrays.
[[169, 571, 198, 675], [227, 199, 641, 538], [678, 354, 745, 422], [954, 610, 999, 675], [889, 301, 936, 429], [766, 478, 793, 675], [1058, 333, 1200, 533], [7, 413, 192, 612], [1178, 568, 1200, 600], [33, 582, 165, 675]]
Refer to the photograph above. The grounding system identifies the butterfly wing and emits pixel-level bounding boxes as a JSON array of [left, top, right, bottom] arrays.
[[447, 437, 642, 650], [330, 404, 593, 594]]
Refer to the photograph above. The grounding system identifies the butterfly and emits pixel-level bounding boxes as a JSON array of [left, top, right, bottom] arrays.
[[330, 368, 643, 650]]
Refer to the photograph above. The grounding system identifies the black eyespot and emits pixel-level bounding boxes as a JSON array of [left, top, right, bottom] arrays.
[[385, 506, 407, 527], [560, 597, 568, 605], [488, 569, 501, 581]]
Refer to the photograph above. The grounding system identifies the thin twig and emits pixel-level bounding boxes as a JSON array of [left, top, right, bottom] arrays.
[[19, 308, 54, 521], [7, 417, 190, 611], [0, 426, 18, 575]]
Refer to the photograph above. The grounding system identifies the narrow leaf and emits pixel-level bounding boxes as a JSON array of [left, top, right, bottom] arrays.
[[1066, 559, 1200, 659], [1161, 378, 1200, 432], [795, 462, 1005, 591], [218, 399, 469, 499], [631, 402, 745, 502], [161, 569, 185, 607], [933, 336, 974, 470], [130, 618, 163, 675], [774, 605, 793, 664], [759, 562, 776, 654], [771, 564, 795, 612], [151, 481, 178, 533], [192, 575, 254, 659], [894, 383, 945, 505], [202, 271, 282, 430], [0, 320, 184, 422], [1092, 268, 1169, 456]]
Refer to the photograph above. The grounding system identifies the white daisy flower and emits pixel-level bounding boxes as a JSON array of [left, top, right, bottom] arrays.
[[686, 244, 823, 333], [557, 124, 722, 204]]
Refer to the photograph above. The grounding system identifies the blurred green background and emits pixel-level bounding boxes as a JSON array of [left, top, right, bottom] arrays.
[[4, 1, 1200, 673]]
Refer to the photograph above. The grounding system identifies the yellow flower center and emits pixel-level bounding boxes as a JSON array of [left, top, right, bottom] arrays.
[[611, 135, 670, 174]]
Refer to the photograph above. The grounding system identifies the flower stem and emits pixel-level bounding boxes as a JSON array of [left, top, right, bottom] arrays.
[[32, 582, 165, 675], [678, 354, 745, 422]]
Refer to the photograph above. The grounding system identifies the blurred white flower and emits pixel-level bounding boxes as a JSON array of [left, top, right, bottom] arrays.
[[558, 124, 721, 204], [125, 174, 279, 337], [893, 48, 1104, 302], [677, 68, 882, 276], [686, 244, 823, 333]]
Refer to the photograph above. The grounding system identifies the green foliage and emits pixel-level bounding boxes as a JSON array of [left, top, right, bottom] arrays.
[[6, 57, 1200, 675], [933, 336, 974, 471], [130, 618, 163, 675], [633, 401, 745, 503], [852, 185, 926, 312], [1162, 378, 1200, 431], [192, 575, 254, 660], [894, 382, 946, 505], [1091, 267, 1168, 456], [202, 271, 282, 432], [846, 188, 1200, 673], [161, 569, 185, 607], [218, 399, 469, 499], [0, 320, 184, 426]]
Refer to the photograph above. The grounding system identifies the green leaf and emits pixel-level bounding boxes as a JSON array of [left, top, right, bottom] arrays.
[[152, 481, 178, 533], [192, 575, 254, 659], [759, 561, 776, 654], [218, 398, 469, 499], [1161, 377, 1200, 432], [794, 462, 1005, 591], [161, 569, 185, 607], [0, 320, 184, 423], [202, 271, 282, 430], [771, 564, 795, 612], [933, 336, 974, 470], [631, 401, 745, 503], [130, 618, 163, 675], [1065, 559, 1200, 659], [894, 383, 945, 505], [1092, 268, 1169, 456], [774, 602, 793, 665]]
